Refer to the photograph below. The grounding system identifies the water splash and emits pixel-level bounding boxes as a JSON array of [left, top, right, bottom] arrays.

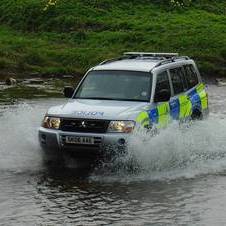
[[92, 114, 226, 182], [1, 99, 226, 182], [0, 100, 62, 172]]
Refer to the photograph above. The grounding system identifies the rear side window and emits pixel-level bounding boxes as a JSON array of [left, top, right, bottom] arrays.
[[170, 67, 185, 95], [155, 71, 171, 94], [184, 64, 199, 89]]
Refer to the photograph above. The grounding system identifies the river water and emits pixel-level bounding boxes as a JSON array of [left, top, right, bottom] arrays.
[[0, 84, 226, 225]]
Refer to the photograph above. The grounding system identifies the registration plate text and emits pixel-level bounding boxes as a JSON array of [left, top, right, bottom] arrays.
[[65, 136, 94, 145]]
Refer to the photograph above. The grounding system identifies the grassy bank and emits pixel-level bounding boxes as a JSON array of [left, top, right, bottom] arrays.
[[0, 0, 225, 78]]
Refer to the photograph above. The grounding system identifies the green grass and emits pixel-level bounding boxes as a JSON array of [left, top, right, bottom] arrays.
[[0, 0, 225, 78]]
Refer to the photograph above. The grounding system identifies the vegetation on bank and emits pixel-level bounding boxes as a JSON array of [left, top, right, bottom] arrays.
[[0, 0, 225, 79]]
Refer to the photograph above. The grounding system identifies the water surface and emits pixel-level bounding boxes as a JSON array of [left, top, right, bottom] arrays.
[[1, 85, 226, 225]]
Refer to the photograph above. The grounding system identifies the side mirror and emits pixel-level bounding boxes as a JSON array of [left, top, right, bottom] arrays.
[[63, 86, 74, 98], [154, 89, 171, 102]]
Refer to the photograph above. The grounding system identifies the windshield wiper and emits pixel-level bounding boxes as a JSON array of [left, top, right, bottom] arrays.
[[75, 97, 148, 102], [75, 97, 117, 100]]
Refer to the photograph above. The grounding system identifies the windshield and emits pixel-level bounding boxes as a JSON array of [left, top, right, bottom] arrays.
[[74, 70, 152, 102]]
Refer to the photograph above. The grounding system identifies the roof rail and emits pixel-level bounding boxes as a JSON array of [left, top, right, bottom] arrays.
[[124, 52, 179, 58], [154, 59, 173, 67], [172, 56, 190, 60], [153, 56, 190, 68], [99, 53, 190, 67], [99, 56, 128, 65]]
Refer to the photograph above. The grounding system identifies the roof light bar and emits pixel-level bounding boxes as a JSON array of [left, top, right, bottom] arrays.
[[124, 52, 179, 58]]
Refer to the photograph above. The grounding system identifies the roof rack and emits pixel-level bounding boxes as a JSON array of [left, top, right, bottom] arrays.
[[124, 52, 179, 58], [99, 56, 129, 65], [153, 56, 190, 68], [99, 52, 149, 65], [172, 56, 190, 60], [99, 52, 190, 68]]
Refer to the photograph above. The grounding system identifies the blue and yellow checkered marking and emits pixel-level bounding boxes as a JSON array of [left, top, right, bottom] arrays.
[[169, 98, 180, 120], [187, 88, 201, 111], [136, 83, 208, 128], [148, 108, 158, 124]]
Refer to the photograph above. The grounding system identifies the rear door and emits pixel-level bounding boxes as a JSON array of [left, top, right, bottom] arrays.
[[169, 66, 192, 120], [184, 64, 208, 113]]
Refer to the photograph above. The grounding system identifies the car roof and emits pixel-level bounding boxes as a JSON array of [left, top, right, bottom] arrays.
[[92, 53, 191, 73], [93, 58, 160, 72]]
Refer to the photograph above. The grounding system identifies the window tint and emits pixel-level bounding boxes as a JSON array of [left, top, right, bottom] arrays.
[[184, 64, 199, 89], [75, 70, 152, 102], [178, 67, 188, 91], [170, 67, 185, 95], [155, 71, 171, 95]]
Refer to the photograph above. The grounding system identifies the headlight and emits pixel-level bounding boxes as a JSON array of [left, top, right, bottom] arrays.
[[107, 121, 135, 133], [42, 116, 61, 130]]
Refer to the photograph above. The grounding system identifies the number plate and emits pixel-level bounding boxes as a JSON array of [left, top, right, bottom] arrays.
[[65, 136, 94, 145]]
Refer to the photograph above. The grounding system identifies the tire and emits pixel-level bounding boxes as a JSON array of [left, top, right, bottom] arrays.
[[191, 109, 203, 120]]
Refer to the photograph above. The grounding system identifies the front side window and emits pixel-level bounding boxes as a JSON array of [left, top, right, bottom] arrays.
[[74, 70, 152, 102], [155, 71, 171, 96], [170, 67, 185, 95]]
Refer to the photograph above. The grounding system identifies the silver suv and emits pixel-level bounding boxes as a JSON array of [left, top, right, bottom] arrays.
[[39, 52, 208, 158]]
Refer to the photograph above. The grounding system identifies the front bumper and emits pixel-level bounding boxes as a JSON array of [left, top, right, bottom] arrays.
[[38, 127, 129, 156]]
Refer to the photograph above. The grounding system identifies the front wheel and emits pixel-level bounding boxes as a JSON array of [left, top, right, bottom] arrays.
[[191, 109, 203, 120]]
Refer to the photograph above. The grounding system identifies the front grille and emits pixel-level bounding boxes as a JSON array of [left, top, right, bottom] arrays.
[[60, 118, 110, 133]]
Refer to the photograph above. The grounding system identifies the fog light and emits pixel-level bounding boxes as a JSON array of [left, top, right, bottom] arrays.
[[40, 134, 46, 144]]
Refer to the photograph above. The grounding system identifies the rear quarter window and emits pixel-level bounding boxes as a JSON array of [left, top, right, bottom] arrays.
[[184, 64, 199, 89]]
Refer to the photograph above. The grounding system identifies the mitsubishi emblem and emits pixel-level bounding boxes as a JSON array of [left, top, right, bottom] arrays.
[[81, 121, 87, 128]]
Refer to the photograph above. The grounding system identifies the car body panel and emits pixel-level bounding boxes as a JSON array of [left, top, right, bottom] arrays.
[[93, 59, 158, 72], [134, 82, 208, 130], [47, 99, 149, 120]]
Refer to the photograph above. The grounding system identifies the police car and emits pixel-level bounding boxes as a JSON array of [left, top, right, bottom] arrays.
[[39, 52, 208, 157]]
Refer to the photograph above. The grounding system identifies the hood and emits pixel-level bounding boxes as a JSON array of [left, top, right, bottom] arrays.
[[47, 99, 149, 120]]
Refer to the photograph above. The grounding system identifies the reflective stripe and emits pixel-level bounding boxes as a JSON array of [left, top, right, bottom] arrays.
[[141, 118, 150, 127], [157, 102, 170, 127], [196, 83, 208, 110], [178, 95, 192, 118], [136, 83, 208, 129], [136, 111, 150, 127], [201, 97, 208, 110], [187, 88, 201, 111], [196, 83, 205, 91], [169, 98, 180, 120], [148, 108, 158, 124]]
